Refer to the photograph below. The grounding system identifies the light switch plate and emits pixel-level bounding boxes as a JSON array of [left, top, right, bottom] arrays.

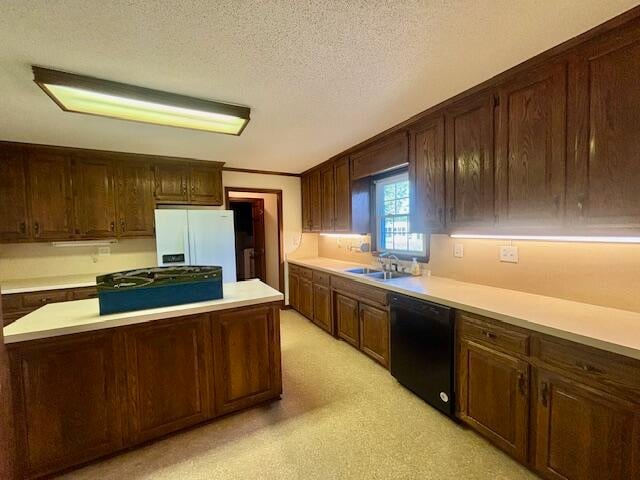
[[454, 243, 464, 258], [500, 246, 518, 263]]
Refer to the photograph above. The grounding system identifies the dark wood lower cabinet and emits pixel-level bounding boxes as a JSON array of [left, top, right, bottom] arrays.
[[288, 271, 299, 310], [10, 331, 124, 479], [457, 339, 529, 462], [359, 303, 389, 367], [298, 277, 314, 320], [212, 305, 282, 416], [533, 370, 640, 480], [335, 293, 359, 348], [123, 316, 212, 443], [312, 283, 332, 333], [7, 303, 282, 479]]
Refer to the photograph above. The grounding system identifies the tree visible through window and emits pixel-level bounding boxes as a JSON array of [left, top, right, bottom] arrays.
[[375, 172, 426, 257]]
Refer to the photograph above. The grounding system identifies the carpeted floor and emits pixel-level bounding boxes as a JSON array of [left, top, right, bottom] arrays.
[[60, 310, 537, 479]]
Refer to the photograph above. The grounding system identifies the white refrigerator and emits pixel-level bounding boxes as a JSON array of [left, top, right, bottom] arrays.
[[155, 208, 237, 283]]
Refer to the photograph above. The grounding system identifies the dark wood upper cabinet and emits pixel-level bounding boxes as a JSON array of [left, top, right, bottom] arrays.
[[26, 151, 74, 240], [567, 24, 640, 230], [124, 315, 212, 443], [320, 164, 335, 231], [351, 131, 409, 180], [458, 339, 529, 463], [0, 147, 30, 241], [301, 174, 311, 232], [154, 163, 190, 203], [72, 156, 117, 238], [445, 92, 495, 229], [115, 160, 155, 237], [308, 169, 322, 232], [333, 156, 351, 232], [496, 63, 567, 227], [533, 370, 640, 480], [189, 165, 222, 205], [409, 115, 445, 233]]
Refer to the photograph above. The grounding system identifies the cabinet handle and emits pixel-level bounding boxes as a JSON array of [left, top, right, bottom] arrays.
[[518, 372, 527, 396], [577, 194, 586, 216], [191, 185, 195, 193], [121, 220, 126, 232], [449, 207, 454, 221], [182, 184, 188, 194], [437, 207, 443, 223], [19, 222, 26, 234], [553, 194, 560, 213], [34, 222, 40, 236], [540, 381, 549, 407], [481, 329, 497, 340], [575, 362, 604, 375], [110, 221, 115, 232]]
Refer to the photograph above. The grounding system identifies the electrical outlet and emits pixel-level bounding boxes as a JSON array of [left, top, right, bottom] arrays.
[[98, 246, 111, 256], [453, 243, 464, 258], [499, 246, 518, 263]]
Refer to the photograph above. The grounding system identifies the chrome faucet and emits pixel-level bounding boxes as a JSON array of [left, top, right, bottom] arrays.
[[387, 254, 400, 272]]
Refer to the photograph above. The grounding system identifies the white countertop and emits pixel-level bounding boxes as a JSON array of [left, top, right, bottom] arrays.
[[3, 279, 283, 344], [1, 274, 99, 294], [288, 257, 640, 361]]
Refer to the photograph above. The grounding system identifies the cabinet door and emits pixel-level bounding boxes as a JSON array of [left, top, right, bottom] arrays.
[[496, 63, 566, 226], [189, 165, 223, 205], [0, 148, 30, 241], [457, 340, 529, 462], [212, 306, 281, 415], [26, 151, 74, 240], [312, 283, 332, 333], [72, 157, 117, 238], [333, 156, 351, 232], [409, 115, 445, 232], [116, 160, 155, 237], [359, 304, 389, 367], [288, 272, 299, 310], [301, 174, 312, 232], [445, 93, 495, 228], [298, 277, 314, 320], [154, 163, 189, 202], [335, 293, 359, 348], [534, 370, 640, 480], [567, 27, 640, 229], [10, 332, 123, 479], [124, 315, 211, 443], [320, 164, 335, 231], [309, 169, 322, 232]]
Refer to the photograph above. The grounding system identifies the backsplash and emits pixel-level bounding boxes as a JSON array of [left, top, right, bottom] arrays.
[[317, 233, 640, 313], [0, 239, 158, 281]]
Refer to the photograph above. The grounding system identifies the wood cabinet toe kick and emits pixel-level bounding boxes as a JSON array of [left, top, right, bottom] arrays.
[[6, 302, 282, 480]]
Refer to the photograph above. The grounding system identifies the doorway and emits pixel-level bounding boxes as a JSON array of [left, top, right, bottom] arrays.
[[225, 187, 284, 293], [228, 197, 266, 283]]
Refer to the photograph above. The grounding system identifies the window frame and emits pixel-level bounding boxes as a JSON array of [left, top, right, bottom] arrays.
[[371, 169, 429, 262]]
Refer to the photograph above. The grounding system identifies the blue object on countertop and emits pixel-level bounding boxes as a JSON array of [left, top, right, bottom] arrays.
[[97, 266, 223, 315]]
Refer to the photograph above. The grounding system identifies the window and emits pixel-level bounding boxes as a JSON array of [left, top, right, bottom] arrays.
[[374, 171, 427, 258]]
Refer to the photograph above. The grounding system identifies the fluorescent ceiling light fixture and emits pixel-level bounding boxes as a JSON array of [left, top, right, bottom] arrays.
[[32, 66, 250, 135], [450, 234, 640, 244]]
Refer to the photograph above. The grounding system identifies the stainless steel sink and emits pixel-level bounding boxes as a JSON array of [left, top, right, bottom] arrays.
[[344, 267, 382, 275], [364, 271, 413, 281]]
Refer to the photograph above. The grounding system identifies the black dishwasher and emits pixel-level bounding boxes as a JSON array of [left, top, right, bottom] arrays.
[[390, 294, 455, 418]]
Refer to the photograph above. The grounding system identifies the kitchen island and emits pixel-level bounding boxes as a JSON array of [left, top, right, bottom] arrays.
[[3, 279, 284, 480]]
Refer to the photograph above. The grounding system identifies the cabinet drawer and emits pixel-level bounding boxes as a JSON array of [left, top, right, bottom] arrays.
[[331, 276, 388, 306], [71, 287, 98, 300], [458, 312, 529, 356], [532, 336, 640, 397], [2, 293, 23, 312], [299, 267, 313, 280], [21, 290, 69, 308], [312, 270, 330, 286]]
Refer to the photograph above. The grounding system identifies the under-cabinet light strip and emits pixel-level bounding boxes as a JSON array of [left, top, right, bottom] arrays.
[[319, 233, 367, 238], [449, 234, 640, 244]]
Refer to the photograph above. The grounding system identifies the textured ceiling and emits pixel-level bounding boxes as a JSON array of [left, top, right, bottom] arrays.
[[0, 1, 637, 173]]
